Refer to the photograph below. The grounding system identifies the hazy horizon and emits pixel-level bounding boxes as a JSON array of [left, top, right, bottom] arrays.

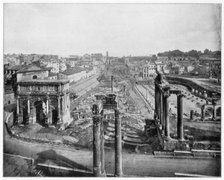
[[4, 3, 221, 57]]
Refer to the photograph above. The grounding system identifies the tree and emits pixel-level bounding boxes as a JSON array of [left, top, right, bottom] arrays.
[[204, 49, 211, 55], [151, 55, 157, 61]]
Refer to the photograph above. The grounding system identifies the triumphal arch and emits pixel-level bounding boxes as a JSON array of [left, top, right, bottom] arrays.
[[15, 65, 71, 127]]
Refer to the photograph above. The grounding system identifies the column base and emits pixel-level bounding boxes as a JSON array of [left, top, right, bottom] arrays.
[[114, 172, 123, 177], [178, 138, 185, 142], [93, 168, 102, 177], [164, 136, 172, 141], [100, 171, 107, 177]]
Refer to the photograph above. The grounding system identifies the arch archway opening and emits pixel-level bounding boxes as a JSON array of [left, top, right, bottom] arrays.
[[34, 101, 47, 126]]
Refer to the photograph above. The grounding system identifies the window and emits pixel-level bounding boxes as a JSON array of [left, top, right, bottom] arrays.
[[33, 75, 37, 79], [49, 86, 54, 91], [8, 100, 10, 104]]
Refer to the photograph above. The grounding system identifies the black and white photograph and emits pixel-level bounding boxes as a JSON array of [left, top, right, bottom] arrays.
[[3, 2, 222, 177]]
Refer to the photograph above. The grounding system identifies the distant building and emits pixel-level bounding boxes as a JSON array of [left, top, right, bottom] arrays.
[[199, 56, 221, 79], [155, 61, 165, 73], [4, 85, 15, 106], [157, 56, 169, 62], [141, 62, 156, 78], [61, 68, 87, 83], [4, 54, 21, 66], [48, 72, 58, 80], [16, 65, 50, 82]]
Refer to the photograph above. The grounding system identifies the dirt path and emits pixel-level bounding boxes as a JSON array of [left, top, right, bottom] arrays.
[[4, 135, 220, 177]]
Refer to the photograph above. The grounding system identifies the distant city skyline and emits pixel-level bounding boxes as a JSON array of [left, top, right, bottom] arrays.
[[4, 3, 221, 57]]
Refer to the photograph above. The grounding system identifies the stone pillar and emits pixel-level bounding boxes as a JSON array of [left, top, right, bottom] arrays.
[[92, 104, 102, 177], [111, 76, 114, 93], [16, 97, 20, 115], [46, 97, 49, 114], [190, 110, 194, 120], [46, 96, 51, 124], [57, 96, 61, 123], [201, 106, 205, 121], [27, 98, 30, 114], [213, 106, 217, 121], [100, 111, 106, 176], [163, 94, 170, 139], [160, 91, 164, 132], [114, 109, 123, 177], [15, 96, 20, 125], [177, 94, 184, 141], [27, 97, 32, 124], [154, 86, 158, 118]]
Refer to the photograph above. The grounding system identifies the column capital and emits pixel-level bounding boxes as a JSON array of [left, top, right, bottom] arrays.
[[163, 89, 170, 98]]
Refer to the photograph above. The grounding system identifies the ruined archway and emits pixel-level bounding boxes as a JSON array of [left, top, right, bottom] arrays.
[[52, 109, 58, 125], [204, 106, 213, 119], [34, 101, 47, 126]]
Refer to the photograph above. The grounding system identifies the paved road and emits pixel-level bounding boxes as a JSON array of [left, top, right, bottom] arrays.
[[69, 74, 99, 96], [4, 134, 220, 177]]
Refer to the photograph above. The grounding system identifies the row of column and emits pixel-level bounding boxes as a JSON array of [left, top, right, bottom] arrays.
[[192, 89, 208, 98], [155, 89, 184, 141], [92, 104, 123, 177], [201, 104, 220, 121]]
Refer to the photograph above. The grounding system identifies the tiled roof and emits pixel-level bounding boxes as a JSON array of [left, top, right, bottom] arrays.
[[62, 67, 85, 75], [8, 65, 27, 71], [17, 65, 49, 73]]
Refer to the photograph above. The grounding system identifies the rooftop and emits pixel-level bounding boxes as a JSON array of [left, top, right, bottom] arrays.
[[17, 79, 69, 85], [17, 65, 49, 73], [62, 67, 85, 75]]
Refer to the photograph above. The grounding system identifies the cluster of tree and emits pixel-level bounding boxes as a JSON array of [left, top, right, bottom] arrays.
[[157, 49, 221, 59]]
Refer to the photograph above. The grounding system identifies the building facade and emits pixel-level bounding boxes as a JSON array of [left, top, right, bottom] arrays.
[[15, 66, 71, 127], [142, 63, 156, 79]]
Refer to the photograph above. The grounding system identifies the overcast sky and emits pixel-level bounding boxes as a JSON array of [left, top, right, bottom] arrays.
[[4, 3, 221, 56]]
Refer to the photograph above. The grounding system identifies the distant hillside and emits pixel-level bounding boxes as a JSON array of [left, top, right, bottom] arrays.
[[157, 49, 221, 59]]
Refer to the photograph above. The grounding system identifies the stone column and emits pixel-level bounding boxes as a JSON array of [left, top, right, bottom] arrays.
[[190, 110, 194, 120], [163, 93, 170, 139], [100, 111, 106, 176], [57, 96, 61, 123], [177, 94, 184, 141], [46, 97, 49, 114], [154, 85, 158, 119], [213, 105, 217, 121], [16, 97, 20, 115], [114, 109, 123, 177], [46, 96, 51, 124], [27, 98, 30, 114], [111, 76, 114, 93], [160, 91, 164, 132], [27, 97, 32, 124], [201, 106, 205, 121], [15, 96, 20, 125], [92, 104, 102, 177]]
